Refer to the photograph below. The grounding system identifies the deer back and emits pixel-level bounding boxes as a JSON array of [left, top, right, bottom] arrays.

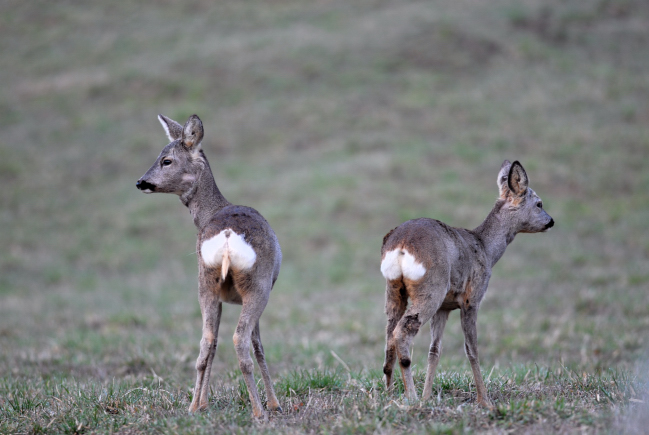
[[382, 218, 488, 292]]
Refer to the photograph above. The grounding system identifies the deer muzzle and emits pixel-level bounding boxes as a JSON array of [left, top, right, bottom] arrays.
[[136, 178, 157, 193], [543, 218, 555, 231]]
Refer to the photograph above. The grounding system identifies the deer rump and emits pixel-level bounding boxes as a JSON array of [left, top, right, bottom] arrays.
[[201, 229, 257, 279]]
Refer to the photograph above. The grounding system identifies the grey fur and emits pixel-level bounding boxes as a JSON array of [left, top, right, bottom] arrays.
[[381, 160, 554, 407], [137, 114, 282, 418]]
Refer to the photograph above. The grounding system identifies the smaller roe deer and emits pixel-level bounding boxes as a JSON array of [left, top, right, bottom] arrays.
[[136, 114, 282, 418], [380, 160, 553, 407]]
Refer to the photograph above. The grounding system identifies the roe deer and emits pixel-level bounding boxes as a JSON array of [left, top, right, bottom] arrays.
[[136, 114, 282, 418], [380, 160, 553, 407]]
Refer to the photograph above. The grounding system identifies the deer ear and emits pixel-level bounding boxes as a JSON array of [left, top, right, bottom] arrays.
[[497, 159, 511, 198], [158, 114, 183, 141], [182, 114, 204, 151], [507, 160, 528, 197]]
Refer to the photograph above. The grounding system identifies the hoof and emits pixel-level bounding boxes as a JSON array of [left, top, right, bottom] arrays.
[[188, 401, 208, 413], [252, 409, 268, 420], [405, 391, 419, 402], [403, 394, 419, 406], [266, 396, 283, 413], [477, 398, 495, 411]]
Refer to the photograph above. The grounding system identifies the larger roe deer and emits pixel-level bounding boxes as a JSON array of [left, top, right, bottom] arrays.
[[136, 114, 282, 418], [380, 160, 554, 407]]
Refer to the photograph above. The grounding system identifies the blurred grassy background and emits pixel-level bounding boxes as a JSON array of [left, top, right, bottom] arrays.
[[1, 0, 648, 431]]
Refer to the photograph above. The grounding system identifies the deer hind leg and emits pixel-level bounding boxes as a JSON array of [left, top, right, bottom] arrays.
[[234, 290, 269, 419], [393, 307, 424, 401], [460, 305, 493, 409], [383, 279, 407, 392], [422, 309, 450, 400], [393, 279, 447, 401], [251, 320, 282, 412], [189, 297, 222, 413]]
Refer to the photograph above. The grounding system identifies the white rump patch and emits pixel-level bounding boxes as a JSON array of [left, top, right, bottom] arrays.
[[380, 249, 426, 281], [201, 230, 257, 272], [380, 250, 402, 281], [400, 250, 426, 280]]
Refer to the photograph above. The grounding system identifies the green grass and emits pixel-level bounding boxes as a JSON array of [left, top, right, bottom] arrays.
[[1, 0, 649, 432], [2, 366, 648, 433]]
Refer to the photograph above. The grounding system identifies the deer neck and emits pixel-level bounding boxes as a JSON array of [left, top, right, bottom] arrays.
[[473, 200, 518, 268], [180, 158, 230, 230]]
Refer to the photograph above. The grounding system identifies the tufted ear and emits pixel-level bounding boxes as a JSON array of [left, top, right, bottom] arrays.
[[158, 114, 183, 141], [507, 160, 529, 197], [497, 159, 512, 198], [182, 114, 204, 151]]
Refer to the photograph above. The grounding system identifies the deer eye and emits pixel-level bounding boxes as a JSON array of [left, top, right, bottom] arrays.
[[162, 159, 172, 166], [537, 202, 543, 208]]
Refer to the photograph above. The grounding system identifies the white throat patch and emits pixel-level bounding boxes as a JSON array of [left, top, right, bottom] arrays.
[[380, 249, 426, 281]]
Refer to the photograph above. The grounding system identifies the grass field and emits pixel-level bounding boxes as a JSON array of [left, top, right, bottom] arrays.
[[1, 0, 648, 433]]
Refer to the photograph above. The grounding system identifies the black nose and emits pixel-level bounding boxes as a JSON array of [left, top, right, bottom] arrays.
[[544, 218, 554, 230], [136, 179, 156, 191]]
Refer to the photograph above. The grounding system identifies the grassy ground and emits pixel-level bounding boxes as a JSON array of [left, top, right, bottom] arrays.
[[1, 0, 648, 433]]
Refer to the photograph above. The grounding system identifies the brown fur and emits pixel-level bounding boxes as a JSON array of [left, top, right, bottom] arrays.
[[381, 160, 554, 407], [383, 227, 398, 246], [137, 114, 282, 419]]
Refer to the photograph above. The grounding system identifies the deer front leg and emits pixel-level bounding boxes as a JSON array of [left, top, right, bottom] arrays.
[[422, 309, 450, 400], [383, 280, 407, 392], [460, 305, 493, 410], [251, 320, 282, 412], [189, 295, 222, 413]]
